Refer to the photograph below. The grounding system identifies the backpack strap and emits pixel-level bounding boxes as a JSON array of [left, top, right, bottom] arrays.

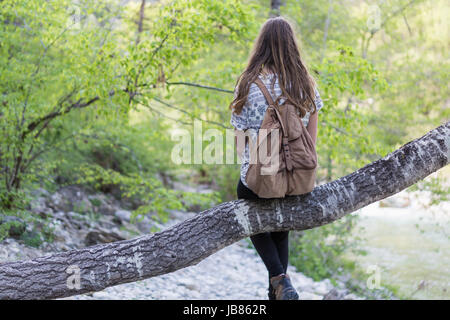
[[254, 77, 275, 106], [254, 77, 288, 138]]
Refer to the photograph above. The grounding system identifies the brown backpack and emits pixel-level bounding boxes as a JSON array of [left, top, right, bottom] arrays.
[[245, 77, 318, 198]]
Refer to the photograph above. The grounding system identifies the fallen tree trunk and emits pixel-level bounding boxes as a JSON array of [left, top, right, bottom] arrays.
[[0, 122, 449, 300]]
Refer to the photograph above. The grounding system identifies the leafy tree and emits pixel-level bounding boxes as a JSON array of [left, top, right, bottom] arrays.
[[0, 0, 253, 211]]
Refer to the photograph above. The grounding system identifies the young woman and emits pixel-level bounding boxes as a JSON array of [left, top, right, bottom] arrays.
[[229, 17, 323, 300]]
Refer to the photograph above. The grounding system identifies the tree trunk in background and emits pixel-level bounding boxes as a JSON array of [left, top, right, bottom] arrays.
[[0, 122, 449, 300], [135, 0, 146, 45], [270, 0, 283, 17], [321, 0, 333, 62]]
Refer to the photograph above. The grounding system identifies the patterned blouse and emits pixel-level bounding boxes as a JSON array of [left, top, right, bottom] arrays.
[[230, 72, 324, 187]]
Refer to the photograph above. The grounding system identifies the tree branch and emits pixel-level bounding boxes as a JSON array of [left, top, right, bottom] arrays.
[[21, 89, 116, 140], [136, 98, 193, 126], [151, 97, 229, 128], [165, 81, 234, 94], [20, 17, 86, 127]]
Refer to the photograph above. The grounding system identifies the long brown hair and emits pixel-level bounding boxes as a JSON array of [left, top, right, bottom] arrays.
[[230, 17, 317, 117]]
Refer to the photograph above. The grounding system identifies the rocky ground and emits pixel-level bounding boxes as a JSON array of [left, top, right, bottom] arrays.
[[0, 185, 364, 300]]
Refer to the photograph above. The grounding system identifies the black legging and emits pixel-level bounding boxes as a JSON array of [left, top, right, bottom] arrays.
[[236, 179, 289, 277]]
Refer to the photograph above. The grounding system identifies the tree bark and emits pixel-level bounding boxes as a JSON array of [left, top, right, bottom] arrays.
[[0, 122, 449, 300]]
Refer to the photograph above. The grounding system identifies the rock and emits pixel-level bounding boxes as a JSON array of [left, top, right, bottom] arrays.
[[66, 211, 92, 230], [313, 279, 333, 295], [135, 217, 154, 233], [323, 288, 347, 300], [168, 210, 196, 222], [114, 210, 156, 233], [98, 202, 118, 216], [379, 195, 410, 208], [48, 186, 93, 213], [84, 228, 125, 246], [343, 293, 361, 300], [178, 278, 199, 292], [48, 192, 68, 212], [52, 223, 72, 242], [88, 194, 120, 216], [172, 181, 198, 193], [288, 270, 315, 291], [171, 182, 215, 212], [29, 196, 51, 216], [298, 291, 323, 300], [53, 211, 66, 220], [115, 210, 132, 222], [0, 238, 43, 262]]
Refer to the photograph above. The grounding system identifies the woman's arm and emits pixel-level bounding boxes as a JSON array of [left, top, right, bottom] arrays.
[[306, 110, 318, 146], [306, 87, 323, 146], [230, 85, 249, 160]]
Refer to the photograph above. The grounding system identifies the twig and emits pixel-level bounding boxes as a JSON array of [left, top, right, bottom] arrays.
[[136, 99, 193, 126], [151, 97, 229, 128], [165, 81, 233, 94], [363, 0, 419, 57]]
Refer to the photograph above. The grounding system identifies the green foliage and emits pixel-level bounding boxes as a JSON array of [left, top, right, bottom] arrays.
[[0, 207, 55, 245], [75, 162, 218, 225], [0, 0, 253, 209], [406, 175, 449, 238], [0, 188, 32, 241], [407, 176, 450, 205], [20, 231, 43, 248], [289, 214, 365, 281], [0, 218, 24, 241], [213, 165, 242, 202]]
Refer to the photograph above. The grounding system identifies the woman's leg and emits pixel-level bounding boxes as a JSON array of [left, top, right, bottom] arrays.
[[236, 178, 259, 200], [236, 179, 285, 277], [236, 179, 298, 300], [270, 231, 289, 274], [250, 233, 285, 277]]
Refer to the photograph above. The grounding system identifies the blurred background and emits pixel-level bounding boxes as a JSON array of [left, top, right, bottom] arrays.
[[0, 0, 448, 299]]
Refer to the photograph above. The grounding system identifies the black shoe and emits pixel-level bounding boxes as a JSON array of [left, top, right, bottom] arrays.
[[270, 274, 299, 300]]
